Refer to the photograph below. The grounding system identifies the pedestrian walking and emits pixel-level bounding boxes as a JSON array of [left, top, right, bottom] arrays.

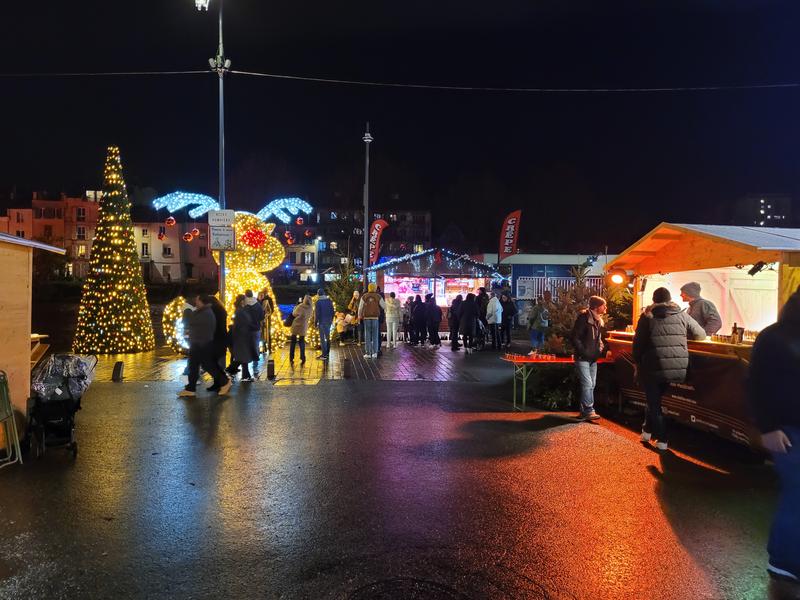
[[228, 294, 258, 381], [499, 292, 517, 348], [632, 287, 706, 449], [203, 294, 229, 371], [244, 289, 264, 377], [459, 293, 479, 353], [289, 295, 313, 364], [486, 291, 503, 350], [259, 289, 274, 354], [178, 295, 231, 397], [385, 292, 402, 348], [748, 288, 800, 584], [528, 296, 550, 354], [411, 295, 427, 346], [348, 290, 363, 346], [358, 283, 386, 358], [448, 295, 463, 350], [570, 295, 607, 420], [314, 288, 335, 360], [425, 294, 442, 347]]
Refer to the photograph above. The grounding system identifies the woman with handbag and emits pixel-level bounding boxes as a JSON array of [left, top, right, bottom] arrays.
[[289, 295, 313, 364]]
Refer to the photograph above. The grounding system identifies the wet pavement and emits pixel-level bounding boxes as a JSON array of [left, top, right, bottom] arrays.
[[0, 348, 795, 599]]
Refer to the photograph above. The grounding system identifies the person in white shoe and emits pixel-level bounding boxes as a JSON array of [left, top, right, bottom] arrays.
[[384, 292, 402, 348], [632, 287, 705, 450], [748, 288, 800, 584], [179, 295, 232, 397], [570, 295, 607, 420]]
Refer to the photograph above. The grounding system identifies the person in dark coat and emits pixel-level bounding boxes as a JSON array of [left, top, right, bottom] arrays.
[[477, 287, 490, 327], [459, 293, 479, 353], [748, 288, 800, 584], [632, 287, 706, 450], [411, 295, 427, 346], [178, 295, 231, 397], [570, 296, 607, 420], [244, 289, 265, 375], [448, 294, 463, 350], [202, 294, 229, 372], [424, 294, 442, 347], [499, 292, 517, 348], [228, 294, 257, 381]]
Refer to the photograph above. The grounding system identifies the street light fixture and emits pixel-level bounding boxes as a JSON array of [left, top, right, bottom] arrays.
[[195, 0, 230, 303], [361, 123, 373, 286]]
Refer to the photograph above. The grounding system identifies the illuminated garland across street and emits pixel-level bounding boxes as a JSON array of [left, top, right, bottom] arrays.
[[73, 146, 155, 354], [366, 248, 502, 279]]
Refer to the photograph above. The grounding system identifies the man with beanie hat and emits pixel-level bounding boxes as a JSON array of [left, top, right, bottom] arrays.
[[358, 283, 386, 358], [680, 281, 722, 335], [314, 288, 335, 361], [570, 295, 608, 420], [633, 287, 706, 450]]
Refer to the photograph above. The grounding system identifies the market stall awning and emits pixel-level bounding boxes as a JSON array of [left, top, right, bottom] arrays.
[[366, 248, 500, 278], [606, 223, 800, 275]]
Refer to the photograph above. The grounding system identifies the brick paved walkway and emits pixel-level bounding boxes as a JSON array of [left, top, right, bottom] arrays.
[[93, 340, 506, 385]]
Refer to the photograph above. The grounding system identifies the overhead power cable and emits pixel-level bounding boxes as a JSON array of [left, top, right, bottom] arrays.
[[0, 70, 208, 78], [1, 68, 798, 93], [231, 69, 800, 93]]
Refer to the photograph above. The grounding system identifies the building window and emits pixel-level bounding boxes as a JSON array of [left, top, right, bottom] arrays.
[[412, 214, 425, 225], [15, 212, 23, 223], [330, 211, 337, 220], [330, 241, 338, 250], [141, 242, 149, 257], [142, 228, 149, 237], [414, 243, 424, 252], [373, 213, 382, 220], [159, 226, 166, 236], [389, 213, 397, 222], [76, 207, 86, 222], [199, 246, 207, 258], [76, 244, 87, 259], [76, 226, 86, 240], [15, 230, 24, 238], [303, 252, 314, 265], [399, 213, 408, 223], [162, 266, 171, 279], [163, 245, 172, 257], [43, 225, 53, 239], [289, 252, 297, 264], [65, 262, 73, 277]]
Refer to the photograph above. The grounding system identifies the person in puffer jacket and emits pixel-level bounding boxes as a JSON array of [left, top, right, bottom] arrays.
[[632, 287, 706, 451]]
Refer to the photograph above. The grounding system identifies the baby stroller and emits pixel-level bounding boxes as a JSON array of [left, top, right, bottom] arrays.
[[29, 354, 97, 458]]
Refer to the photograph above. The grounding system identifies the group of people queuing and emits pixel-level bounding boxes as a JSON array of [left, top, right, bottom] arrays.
[[343, 285, 520, 355], [447, 288, 517, 353]]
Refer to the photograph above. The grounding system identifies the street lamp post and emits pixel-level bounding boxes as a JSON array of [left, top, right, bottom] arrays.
[[361, 123, 373, 286], [196, 0, 231, 303]]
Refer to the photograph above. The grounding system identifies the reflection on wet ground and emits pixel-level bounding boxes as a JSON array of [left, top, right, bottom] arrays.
[[0, 376, 780, 599], [93, 342, 494, 384]]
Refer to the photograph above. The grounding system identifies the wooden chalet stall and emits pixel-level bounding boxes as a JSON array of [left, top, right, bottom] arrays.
[[367, 248, 500, 308], [0, 234, 66, 426], [605, 223, 800, 446]]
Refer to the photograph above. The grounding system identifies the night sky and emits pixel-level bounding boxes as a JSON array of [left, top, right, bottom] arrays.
[[2, 0, 799, 253]]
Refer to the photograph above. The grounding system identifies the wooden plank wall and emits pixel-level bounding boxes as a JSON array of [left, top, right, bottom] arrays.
[[0, 243, 33, 418]]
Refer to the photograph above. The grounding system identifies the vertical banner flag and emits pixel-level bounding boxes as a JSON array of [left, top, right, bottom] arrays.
[[368, 219, 389, 265], [498, 210, 522, 262]]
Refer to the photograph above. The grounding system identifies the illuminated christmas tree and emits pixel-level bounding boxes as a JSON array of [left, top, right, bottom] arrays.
[[73, 146, 155, 354]]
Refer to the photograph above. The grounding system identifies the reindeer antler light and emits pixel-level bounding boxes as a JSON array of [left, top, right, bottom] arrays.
[[152, 192, 220, 219], [255, 198, 313, 223]]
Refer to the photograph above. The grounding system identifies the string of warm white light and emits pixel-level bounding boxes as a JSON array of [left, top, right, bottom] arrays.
[[73, 146, 155, 354], [366, 248, 501, 278]]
